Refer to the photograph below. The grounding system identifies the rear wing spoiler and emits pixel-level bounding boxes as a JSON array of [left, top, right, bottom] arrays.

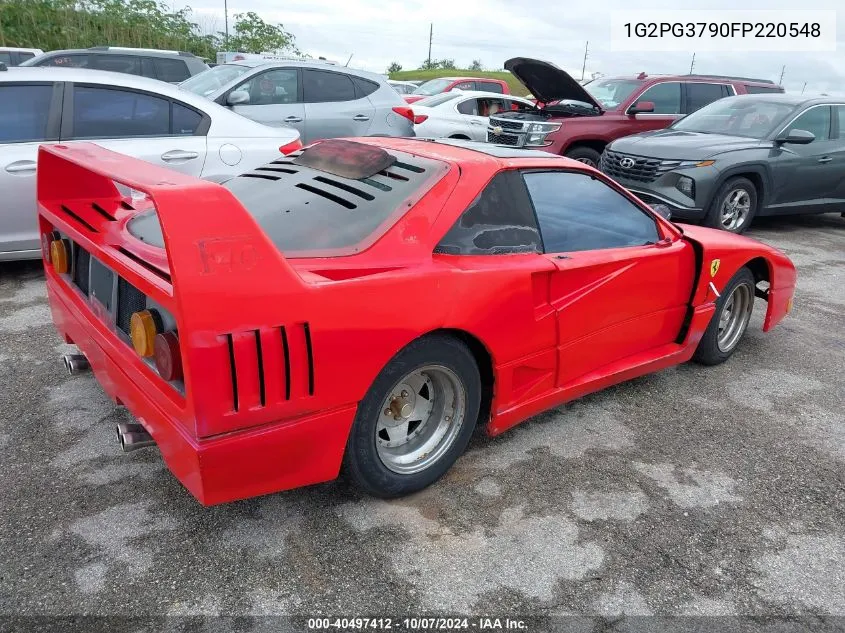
[[37, 143, 316, 437]]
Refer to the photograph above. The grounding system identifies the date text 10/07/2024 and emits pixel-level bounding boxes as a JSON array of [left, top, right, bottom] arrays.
[[307, 617, 529, 630]]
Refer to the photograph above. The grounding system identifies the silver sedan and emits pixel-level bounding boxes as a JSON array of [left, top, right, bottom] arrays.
[[413, 90, 536, 141]]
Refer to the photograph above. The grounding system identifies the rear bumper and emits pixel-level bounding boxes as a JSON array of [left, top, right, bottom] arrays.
[[46, 273, 356, 506]]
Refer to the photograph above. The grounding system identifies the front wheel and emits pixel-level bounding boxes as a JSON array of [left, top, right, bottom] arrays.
[[564, 146, 602, 168], [693, 267, 756, 366], [343, 335, 481, 498], [705, 177, 758, 233]]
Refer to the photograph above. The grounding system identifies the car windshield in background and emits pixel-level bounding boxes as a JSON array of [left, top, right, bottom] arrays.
[[180, 63, 251, 96], [584, 78, 642, 108], [672, 98, 796, 138], [414, 92, 461, 107], [412, 78, 453, 96]]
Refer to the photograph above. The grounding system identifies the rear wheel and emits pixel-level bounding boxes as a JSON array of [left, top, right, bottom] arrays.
[[564, 146, 602, 168], [343, 335, 481, 498], [693, 267, 756, 365]]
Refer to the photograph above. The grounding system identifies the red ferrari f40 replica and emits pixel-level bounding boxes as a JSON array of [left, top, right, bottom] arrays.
[[37, 138, 796, 504]]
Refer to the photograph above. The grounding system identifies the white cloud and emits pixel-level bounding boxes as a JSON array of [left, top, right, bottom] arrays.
[[182, 0, 845, 93]]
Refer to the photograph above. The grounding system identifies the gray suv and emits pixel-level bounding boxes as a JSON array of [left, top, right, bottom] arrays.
[[601, 94, 845, 233], [180, 60, 415, 143], [20, 46, 209, 82]]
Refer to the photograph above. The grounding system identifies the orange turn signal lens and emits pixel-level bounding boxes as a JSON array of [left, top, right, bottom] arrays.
[[695, 160, 716, 167], [786, 297, 794, 313], [49, 239, 69, 274], [130, 310, 159, 357]]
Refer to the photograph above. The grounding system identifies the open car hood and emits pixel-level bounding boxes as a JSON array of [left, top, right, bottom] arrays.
[[504, 57, 602, 110]]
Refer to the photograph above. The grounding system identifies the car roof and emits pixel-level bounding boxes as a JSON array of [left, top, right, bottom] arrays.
[[356, 136, 571, 162], [228, 60, 387, 81], [0, 66, 229, 110], [720, 93, 833, 107], [32, 47, 196, 59], [446, 90, 530, 100], [603, 73, 778, 86]]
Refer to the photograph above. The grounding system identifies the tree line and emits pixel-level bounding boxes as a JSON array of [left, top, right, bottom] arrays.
[[388, 59, 484, 74], [0, 0, 298, 60]]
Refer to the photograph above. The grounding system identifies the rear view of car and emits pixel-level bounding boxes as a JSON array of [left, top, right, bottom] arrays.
[[183, 61, 415, 143]]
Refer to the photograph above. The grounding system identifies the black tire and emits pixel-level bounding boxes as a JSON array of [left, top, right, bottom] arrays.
[[704, 177, 758, 234], [342, 334, 481, 498], [564, 146, 602, 168], [693, 267, 756, 366]]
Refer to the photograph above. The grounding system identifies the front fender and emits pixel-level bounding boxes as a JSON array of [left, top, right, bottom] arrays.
[[679, 224, 796, 332]]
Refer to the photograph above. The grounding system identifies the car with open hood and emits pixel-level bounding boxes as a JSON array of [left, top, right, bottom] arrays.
[[601, 94, 845, 233], [487, 58, 783, 167]]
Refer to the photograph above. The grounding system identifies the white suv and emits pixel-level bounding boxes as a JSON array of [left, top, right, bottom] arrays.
[[0, 66, 300, 261]]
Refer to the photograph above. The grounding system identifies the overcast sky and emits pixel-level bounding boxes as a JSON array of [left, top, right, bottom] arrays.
[[180, 0, 845, 94]]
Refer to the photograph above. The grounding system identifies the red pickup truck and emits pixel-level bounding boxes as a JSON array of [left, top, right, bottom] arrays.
[[404, 76, 510, 104], [487, 58, 783, 167]]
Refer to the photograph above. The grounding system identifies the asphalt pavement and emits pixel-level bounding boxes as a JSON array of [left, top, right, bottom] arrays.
[[0, 214, 843, 629]]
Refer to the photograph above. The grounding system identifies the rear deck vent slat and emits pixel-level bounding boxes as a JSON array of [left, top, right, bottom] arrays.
[[295, 183, 356, 209], [358, 177, 392, 192], [313, 176, 375, 201], [378, 170, 410, 182], [392, 161, 425, 173], [60, 205, 98, 233], [91, 202, 116, 221], [120, 200, 134, 211], [226, 334, 239, 412], [256, 166, 298, 174], [241, 173, 281, 181], [117, 248, 171, 283]]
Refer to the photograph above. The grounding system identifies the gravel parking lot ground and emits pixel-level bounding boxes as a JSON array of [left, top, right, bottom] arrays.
[[0, 215, 843, 627]]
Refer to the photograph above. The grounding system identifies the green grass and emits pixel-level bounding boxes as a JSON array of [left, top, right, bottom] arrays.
[[389, 69, 529, 96]]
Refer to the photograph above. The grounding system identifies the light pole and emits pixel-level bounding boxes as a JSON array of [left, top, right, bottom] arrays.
[[224, 0, 229, 50]]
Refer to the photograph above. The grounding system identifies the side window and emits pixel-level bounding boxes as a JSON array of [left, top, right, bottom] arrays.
[[835, 106, 845, 140], [352, 76, 379, 98], [140, 57, 156, 78], [172, 102, 203, 135], [686, 83, 728, 113], [303, 69, 356, 103], [18, 52, 35, 62], [71, 86, 170, 138], [788, 106, 831, 141], [0, 52, 11, 65], [92, 54, 141, 75], [435, 171, 542, 255], [744, 85, 784, 94], [454, 81, 474, 91], [234, 69, 300, 105], [523, 171, 659, 253], [155, 58, 190, 83], [457, 98, 480, 116], [478, 81, 504, 94], [0, 84, 54, 142], [39, 54, 89, 68], [635, 82, 682, 114]]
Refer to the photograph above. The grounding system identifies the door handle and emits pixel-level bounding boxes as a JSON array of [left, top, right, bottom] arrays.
[[161, 150, 199, 162], [5, 161, 37, 174], [284, 116, 303, 123], [352, 114, 371, 121], [818, 156, 832, 163]]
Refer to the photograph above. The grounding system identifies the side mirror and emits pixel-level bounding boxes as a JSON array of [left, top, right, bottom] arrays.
[[652, 204, 672, 220], [227, 90, 250, 106], [628, 100, 655, 115], [775, 128, 815, 145]]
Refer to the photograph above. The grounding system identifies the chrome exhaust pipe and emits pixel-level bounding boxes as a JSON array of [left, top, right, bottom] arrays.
[[116, 422, 146, 439], [119, 430, 156, 453], [62, 354, 89, 375]]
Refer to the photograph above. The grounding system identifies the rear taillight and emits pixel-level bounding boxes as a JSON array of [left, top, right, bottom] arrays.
[[154, 332, 183, 381], [280, 139, 303, 155], [49, 238, 70, 274], [392, 106, 415, 122], [130, 309, 161, 357], [413, 114, 428, 124]]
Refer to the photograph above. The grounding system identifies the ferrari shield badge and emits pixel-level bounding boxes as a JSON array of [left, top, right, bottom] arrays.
[[710, 259, 721, 277]]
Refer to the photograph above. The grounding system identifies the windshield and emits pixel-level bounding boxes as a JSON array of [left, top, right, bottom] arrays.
[[412, 78, 453, 96], [584, 79, 642, 109], [180, 64, 251, 96], [672, 97, 797, 138], [414, 92, 461, 107]]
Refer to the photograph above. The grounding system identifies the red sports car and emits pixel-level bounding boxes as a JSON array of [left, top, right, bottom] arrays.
[[37, 138, 796, 505]]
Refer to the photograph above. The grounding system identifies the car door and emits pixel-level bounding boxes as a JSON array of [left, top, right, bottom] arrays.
[[225, 68, 306, 138], [521, 169, 696, 386], [0, 81, 62, 257], [455, 98, 487, 139], [63, 84, 207, 178], [769, 104, 840, 214], [625, 81, 684, 135], [302, 68, 375, 142]]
